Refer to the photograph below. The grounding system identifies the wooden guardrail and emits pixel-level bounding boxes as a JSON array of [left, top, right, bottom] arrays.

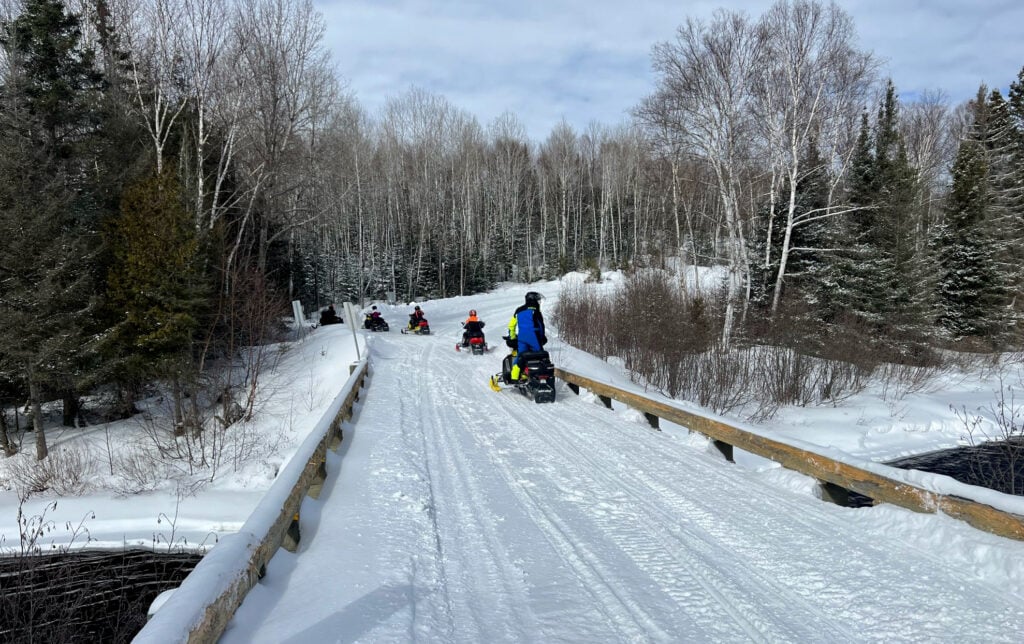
[[555, 367, 1024, 542], [133, 359, 369, 644]]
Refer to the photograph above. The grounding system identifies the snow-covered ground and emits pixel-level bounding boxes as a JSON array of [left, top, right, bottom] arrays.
[[220, 278, 1022, 643], [0, 321, 366, 554], [2, 276, 1024, 642]]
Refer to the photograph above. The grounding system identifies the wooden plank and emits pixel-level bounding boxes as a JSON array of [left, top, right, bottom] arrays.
[[555, 367, 1024, 542]]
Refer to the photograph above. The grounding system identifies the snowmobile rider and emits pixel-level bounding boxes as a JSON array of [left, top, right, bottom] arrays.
[[319, 304, 342, 326], [366, 305, 384, 329], [408, 305, 426, 330], [507, 292, 547, 381], [461, 309, 485, 346]]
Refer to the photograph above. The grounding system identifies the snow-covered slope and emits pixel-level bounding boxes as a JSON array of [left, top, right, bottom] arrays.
[[220, 281, 1024, 643]]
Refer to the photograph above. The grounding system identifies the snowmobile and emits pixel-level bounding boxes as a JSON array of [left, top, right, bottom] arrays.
[[456, 321, 487, 354], [401, 318, 431, 335], [363, 313, 389, 332], [489, 339, 556, 403], [457, 334, 488, 355]]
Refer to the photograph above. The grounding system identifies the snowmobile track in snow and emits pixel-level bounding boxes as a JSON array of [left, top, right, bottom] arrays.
[[222, 295, 1024, 644]]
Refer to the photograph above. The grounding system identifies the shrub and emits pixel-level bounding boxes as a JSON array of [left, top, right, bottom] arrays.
[[7, 446, 95, 497], [556, 272, 880, 420]]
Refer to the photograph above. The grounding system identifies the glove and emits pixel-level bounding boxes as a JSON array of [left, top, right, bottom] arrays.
[[540, 335, 548, 346]]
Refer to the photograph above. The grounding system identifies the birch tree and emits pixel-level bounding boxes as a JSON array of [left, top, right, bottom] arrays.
[[900, 89, 957, 241], [538, 120, 582, 271], [233, 0, 333, 274], [644, 10, 764, 346], [176, 0, 236, 231], [125, 0, 188, 175], [486, 112, 535, 278], [755, 0, 873, 316]]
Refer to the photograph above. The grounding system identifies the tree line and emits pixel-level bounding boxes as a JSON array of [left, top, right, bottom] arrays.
[[0, 0, 1021, 460]]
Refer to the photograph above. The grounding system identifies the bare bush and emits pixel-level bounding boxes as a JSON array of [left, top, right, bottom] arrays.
[[876, 360, 946, 404], [110, 446, 164, 496], [135, 384, 283, 484], [557, 273, 881, 420], [7, 446, 96, 497], [954, 374, 1024, 495]]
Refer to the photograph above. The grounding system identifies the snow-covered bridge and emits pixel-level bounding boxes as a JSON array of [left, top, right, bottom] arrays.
[[137, 286, 1024, 643]]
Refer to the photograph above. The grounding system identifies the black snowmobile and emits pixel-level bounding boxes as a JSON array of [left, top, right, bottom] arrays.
[[363, 313, 389, 332], [489, 338, 556, 403]]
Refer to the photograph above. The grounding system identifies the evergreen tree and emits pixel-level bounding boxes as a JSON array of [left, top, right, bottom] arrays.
[[0, 0, 105, 458], [1000, 69, 1024, 331], [831, 81, 936, 355], [936, 135, 1002, 340], [99, 168, 207, 417], [825, 111, 878, 329], [933, 84, 1022, 344]]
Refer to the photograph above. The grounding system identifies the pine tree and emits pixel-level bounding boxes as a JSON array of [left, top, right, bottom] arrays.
[[0, 0, 105, 458], [936, 134, 1002, 340], [830, 82, 936, 355], [99, 169, 207, 417], [934, 83, 1023, 345], [1001, 69, 1024, 332]]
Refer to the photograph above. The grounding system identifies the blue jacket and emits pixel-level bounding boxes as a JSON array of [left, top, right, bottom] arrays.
[[509, 304, 546, 351]]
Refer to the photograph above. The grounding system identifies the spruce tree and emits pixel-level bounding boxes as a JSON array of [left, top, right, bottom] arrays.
[[0, 0, 104, 458], [1001, 69, 1024, 333], [100, 169, 207, 417], [942, 83, 1024, 344], [831, 82, 936, 356], [936, 134, 1002, 340], [827, 111, 879, 329]]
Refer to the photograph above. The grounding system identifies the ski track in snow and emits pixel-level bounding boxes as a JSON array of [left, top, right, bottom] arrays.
[[224, 296, 1024, 644]]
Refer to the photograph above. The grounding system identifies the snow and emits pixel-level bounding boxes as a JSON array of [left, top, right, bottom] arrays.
[[3, 275, 1024, 642], [0, 323, 365, 554]]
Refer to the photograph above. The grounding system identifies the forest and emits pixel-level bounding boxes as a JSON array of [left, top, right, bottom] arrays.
[[1, 0, 1022, 461]]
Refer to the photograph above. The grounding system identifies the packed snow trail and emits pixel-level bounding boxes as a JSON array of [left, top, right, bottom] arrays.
[[221, 291, 1024, 643]]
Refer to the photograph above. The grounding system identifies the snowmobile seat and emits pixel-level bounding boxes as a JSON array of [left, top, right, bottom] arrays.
[[519, 351, 553, 376]]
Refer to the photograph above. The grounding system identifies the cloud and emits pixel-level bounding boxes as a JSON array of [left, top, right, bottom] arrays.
[[315, 0, 1024, 141]]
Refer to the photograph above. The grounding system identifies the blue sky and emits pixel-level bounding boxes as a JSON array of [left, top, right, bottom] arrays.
[[313, 0, 1024, 141]]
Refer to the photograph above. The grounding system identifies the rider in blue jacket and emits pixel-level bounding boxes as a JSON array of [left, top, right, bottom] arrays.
[[507, 291, 547, 381]]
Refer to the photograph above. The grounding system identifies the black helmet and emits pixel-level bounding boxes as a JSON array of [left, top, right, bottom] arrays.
[[414, 305, 421, 311], [372, 305, 377, 310], [525, 291, 542, 306], [469, 309, 477, 316]]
